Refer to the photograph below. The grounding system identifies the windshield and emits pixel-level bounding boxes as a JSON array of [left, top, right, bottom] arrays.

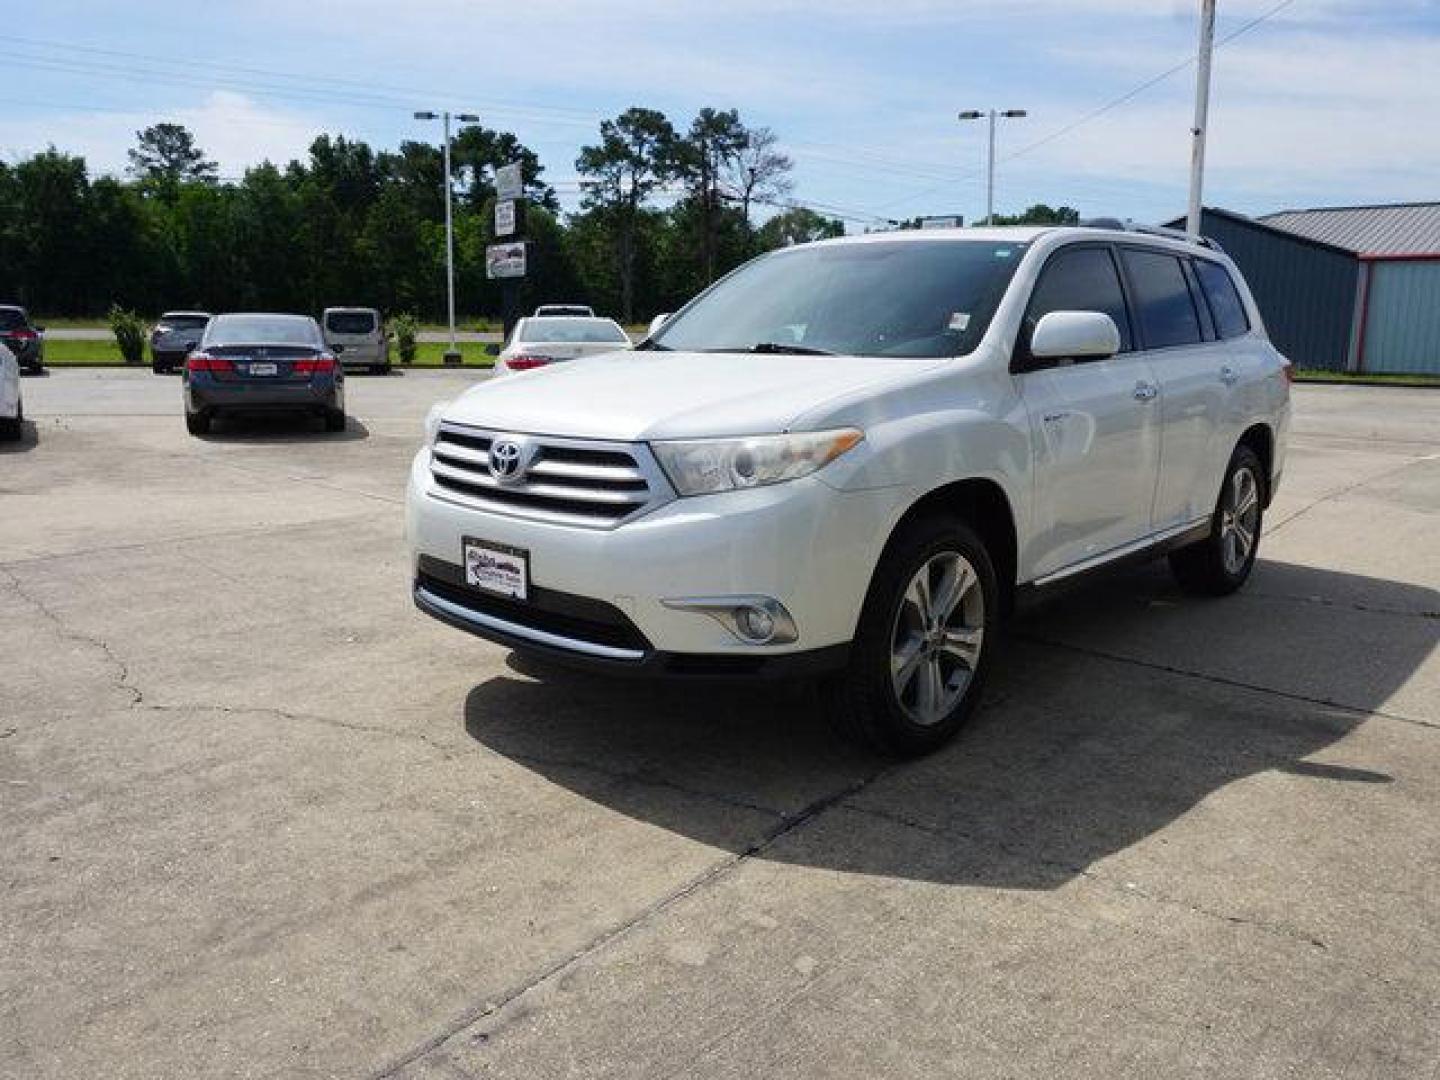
[[205, 314, 321, 347], [521, 318, 629, 344], [326, 311, 378, 335], [651, 239, 1026, 358]]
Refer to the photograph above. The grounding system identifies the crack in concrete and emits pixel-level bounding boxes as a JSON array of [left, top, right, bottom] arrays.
[[363, 764, 893, 1080], [1268, 451, 1440, 536], [1017, 633, 1440, 733], [2, 565, 453, 760]]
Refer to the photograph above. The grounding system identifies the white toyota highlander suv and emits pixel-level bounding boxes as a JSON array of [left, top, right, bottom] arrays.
[[407, 224, 1290, 755]]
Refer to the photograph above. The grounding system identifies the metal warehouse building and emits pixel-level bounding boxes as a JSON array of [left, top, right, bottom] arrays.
[[1166, 203, 1440, 375]]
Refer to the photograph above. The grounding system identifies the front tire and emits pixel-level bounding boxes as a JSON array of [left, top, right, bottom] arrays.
[[825, 516, 998, 757], [1169, 445, 1265, 596]]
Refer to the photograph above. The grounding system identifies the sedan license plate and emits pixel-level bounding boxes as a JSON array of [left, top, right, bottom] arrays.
[[248, 362, 278, 376], [464, 538, 529, 601]]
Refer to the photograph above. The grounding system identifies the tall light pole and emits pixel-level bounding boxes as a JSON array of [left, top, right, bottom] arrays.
[[958, 108, 1027, 226], [414, 110, 480, 364], [1186, 0, 1218, 237]]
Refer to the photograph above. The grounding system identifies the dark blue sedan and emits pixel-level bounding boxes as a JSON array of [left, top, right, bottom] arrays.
[[183, 313, 346, 435]]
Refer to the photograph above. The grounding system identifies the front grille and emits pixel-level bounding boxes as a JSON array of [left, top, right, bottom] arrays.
[[429, 423, 670, 528]]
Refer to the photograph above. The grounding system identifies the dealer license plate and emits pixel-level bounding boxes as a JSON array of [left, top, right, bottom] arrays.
[[463, 538, 529, 600]]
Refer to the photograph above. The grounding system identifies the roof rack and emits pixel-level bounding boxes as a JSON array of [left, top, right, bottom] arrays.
[[1078, 217, 1224, 252]]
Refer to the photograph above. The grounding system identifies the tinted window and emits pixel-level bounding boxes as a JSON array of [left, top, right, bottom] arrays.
[[653, 240, 1026, 358], [1121, 249, 1203, 349], [205, 315, 321, 346], [0, 309, 26, 330], [521, 318, 630, 344], [1024, 246, 1133, 354], [326, 311, 378, 335], [1194, 259, 1250, 339], [161, 315, 209, 331]]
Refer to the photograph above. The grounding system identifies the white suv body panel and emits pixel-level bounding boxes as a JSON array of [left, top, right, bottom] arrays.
[[407, 226, 1289, 663]]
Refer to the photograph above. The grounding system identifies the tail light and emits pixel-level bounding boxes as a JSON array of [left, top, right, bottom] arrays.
[[8, 329, 37, 341], [186, 353, 234, 373], [1281, 360, 1294, 384], [293, 354, 337, 374], [507, 354, 552, 371]]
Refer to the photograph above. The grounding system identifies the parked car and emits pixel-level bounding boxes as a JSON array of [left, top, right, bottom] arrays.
[[150, 311, 211, 373], [533, 304, 594, 318], [408, 224, 1290, 756], [491, 316, 632, 376], [0, 341, 21, 440], [183, 313, 345, 435], [0, 306, 44, 374], [322, 307, 390, 374]]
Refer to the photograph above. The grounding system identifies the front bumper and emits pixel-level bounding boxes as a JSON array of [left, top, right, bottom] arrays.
[[406, 445, 911, 663]]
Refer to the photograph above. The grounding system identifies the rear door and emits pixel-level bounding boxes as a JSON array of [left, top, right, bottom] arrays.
[[1119, 247, 1229, 530], [1016, 243, 1164, 579], [325, 311, 381, 363]]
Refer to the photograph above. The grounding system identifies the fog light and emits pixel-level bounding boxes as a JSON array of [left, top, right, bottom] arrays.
[[735, 605, 776, 643], [661, 595, 799, 646]]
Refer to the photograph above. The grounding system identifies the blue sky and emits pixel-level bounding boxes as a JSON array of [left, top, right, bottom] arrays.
[[4, 0, 1438, 228]]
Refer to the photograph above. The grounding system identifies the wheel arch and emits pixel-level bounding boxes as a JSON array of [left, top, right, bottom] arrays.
[[1237, 422, 1275, 506]]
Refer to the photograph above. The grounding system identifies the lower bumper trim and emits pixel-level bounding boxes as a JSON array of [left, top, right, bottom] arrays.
[[415, 583, 644, 661]]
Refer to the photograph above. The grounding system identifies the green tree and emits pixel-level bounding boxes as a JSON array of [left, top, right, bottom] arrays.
[[450, 125, 557, 212], [127, 123, 217, 190], [575, 107, 677, 322], [671, 108, 750, 283], [991, 203, 1080, 226], [756, 207, 844, 249]]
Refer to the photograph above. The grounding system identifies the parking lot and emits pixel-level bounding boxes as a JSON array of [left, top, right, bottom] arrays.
[[3, 370, 1438, 1078]]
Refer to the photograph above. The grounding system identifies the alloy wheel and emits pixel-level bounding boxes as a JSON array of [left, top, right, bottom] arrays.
[[889, 551, 985, 726], [1220, 466, 1260, 574]]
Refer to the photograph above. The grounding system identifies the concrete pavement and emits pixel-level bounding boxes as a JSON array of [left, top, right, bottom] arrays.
[[2, 374, 1437, 1078]]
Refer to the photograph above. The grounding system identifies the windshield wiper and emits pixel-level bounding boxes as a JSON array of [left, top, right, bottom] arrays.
[[702, 342, 838, 356]]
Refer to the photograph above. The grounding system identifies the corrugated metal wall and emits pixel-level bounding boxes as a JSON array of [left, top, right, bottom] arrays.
[[1362, 259, 1440, 375], [1197, 211, 1359, 371]]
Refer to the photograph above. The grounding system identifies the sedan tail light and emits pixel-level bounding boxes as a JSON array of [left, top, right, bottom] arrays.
[[293, 354, 337, 374], [507, 354, 553, 371], [186, 353, 234, 373], [8, 329, 37, 341]]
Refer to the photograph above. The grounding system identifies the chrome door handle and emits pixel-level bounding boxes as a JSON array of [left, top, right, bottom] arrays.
[[1133, 382, 1158, 402], [1220, 365, 1239, 385]]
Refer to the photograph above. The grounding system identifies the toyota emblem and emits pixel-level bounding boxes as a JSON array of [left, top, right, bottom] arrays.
[[489, 439, 525, 481]]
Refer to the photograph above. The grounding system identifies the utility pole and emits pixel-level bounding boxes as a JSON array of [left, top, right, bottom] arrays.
[[414, 109, 479, 364], [1187, 0, 1217, 237], [958, 109, 1027, 225]]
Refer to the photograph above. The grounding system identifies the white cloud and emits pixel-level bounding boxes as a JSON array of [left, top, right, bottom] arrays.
[[0, 92, 325, 178]]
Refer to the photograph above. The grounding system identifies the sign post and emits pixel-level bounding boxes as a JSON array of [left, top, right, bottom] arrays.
[[488, 161, 527, 340]]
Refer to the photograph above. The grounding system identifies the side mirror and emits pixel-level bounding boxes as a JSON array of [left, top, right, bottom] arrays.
[[484, 343, 500, 357], [1028, 311, 1120, 365], [647, 313, 671, 338]]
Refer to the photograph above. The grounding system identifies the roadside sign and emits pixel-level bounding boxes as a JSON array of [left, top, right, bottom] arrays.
[[920, 215, 963, 229], [486, 242, 526, 279], [495, 199, 517, 237], [495, 162, 523, 201]]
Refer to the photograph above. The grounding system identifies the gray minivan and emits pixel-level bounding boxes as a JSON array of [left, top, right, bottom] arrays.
[[322, 307, 389, 374]]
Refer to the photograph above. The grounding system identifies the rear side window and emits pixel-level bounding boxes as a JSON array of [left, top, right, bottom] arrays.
[[1194, 260, 1250, 339], [1120, 249, 1203, 349], [1024, 246, 1133, 354]]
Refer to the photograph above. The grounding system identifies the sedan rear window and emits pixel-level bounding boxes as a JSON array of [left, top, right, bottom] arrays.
[[326, 311, 378, 335], [206, 315, 321, 346], [521, 318, 629, 343], [161, 315, 210, 331], [0, 310, 26, 330]]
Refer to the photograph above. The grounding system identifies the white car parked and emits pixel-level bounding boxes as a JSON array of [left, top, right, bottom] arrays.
[[409, 224, 1290, 755], [0, 340, 22, 441], [491, 316, 632, 376]]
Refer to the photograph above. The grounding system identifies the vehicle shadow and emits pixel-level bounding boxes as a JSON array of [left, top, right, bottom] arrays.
[[462, 559, 1436, 888], [0, 419, 39, 453], [197, 414, 371, 443]]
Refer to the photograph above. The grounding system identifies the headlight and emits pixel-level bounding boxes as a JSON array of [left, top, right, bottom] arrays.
[[423, 401, 450, 444], [652, 428, 863, 496]]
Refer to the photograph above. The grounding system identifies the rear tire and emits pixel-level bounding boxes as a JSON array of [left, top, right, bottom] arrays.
[[824, 515, 998, 758], [152, 360, 168, 375], [0, 405, 20, 441], [1169, 445, 1265, 596], [324, 409, 347, 433], [184, 409, 211, 436]]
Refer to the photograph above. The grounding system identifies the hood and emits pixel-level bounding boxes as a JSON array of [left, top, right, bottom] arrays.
[[446, 349, 943, 440]]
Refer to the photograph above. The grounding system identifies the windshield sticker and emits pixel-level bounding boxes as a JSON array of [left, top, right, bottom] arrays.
[[949, 312, 972, 332], [995, 248, 1014, 258]]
